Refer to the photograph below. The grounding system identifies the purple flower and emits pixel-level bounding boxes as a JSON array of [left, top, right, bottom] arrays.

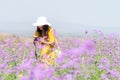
[[29, 64, 47, 80], [18, 59, 32, 70], [30, 50, 35, 57], [72, 38, 79, 46], [5, 38, 11, 43], [25, 41, 30, 47], [20, 76, 29, 80], [80, 40, 95, 54], [108, 70, 120, 78], [101, 74, 109, 80], [65, 74, 74, 80], [98, 57, 110, 70], [0, 63, 7, 69]]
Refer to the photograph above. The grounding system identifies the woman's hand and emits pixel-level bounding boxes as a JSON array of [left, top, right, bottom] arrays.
[[34, 37, 53, 46], [38, 38, 49, 45], [40, 39, 45, 43], [40, 40, 51, 46]]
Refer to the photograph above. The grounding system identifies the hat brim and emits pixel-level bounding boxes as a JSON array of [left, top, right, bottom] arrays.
[[32, 22, 51, 26]]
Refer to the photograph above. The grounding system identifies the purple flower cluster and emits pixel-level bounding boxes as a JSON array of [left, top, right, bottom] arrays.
[[0, 30, 120, 80]]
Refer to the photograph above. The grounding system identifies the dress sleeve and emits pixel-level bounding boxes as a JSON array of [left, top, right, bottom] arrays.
[[33, 30, 39, 38], [48, 28, 56, 43]]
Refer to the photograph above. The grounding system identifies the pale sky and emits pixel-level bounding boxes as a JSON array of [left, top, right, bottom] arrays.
[[0, 0, 120, 36], [0, 0, 120, 27]]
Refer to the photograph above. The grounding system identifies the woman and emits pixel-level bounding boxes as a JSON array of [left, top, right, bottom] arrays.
[[32, 17, 58, 66]]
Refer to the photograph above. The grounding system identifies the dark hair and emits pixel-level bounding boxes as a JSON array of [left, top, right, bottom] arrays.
[[37, 25, 50, 37]]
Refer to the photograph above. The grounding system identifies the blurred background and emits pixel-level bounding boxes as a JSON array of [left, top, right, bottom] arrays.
[[0, 0, 120, 37]]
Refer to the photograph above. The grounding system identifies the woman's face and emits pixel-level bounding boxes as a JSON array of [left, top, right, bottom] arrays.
[[38, 25, 43, 30]]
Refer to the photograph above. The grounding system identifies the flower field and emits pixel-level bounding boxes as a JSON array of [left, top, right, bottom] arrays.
[[0, 31, 120, 80]]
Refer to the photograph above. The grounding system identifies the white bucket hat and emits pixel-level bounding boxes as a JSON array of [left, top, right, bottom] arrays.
[[32, 17, 51, 26]]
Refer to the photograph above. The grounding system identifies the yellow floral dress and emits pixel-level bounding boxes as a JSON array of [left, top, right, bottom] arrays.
[[33, 27, 58, 65]]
